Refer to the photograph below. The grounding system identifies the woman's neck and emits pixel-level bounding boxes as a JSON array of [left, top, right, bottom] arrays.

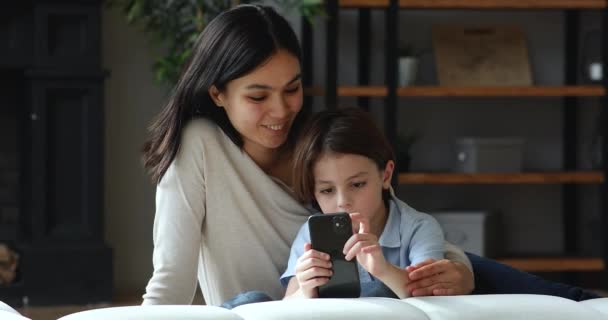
[[244, 144, 293, 186]]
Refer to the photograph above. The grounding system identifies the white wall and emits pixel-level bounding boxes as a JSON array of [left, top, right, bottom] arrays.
[[102, 7, 166, 298]]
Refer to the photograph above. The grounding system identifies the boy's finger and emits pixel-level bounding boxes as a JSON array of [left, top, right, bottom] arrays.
[[342, 233, 373, 255], [361, 244, 381, 254], [304, 242, 312, 251]]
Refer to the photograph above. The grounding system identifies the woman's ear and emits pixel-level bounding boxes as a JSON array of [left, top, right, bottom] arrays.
[[382, 160, 395, 189], [208, 85, 224, 107]]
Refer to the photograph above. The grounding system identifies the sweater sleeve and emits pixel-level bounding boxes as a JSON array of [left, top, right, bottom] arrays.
[[142, 123, 207, 305]]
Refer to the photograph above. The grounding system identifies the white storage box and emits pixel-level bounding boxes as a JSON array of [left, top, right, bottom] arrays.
[[431, 211, 500, 257], [454, 137, 524, 173]]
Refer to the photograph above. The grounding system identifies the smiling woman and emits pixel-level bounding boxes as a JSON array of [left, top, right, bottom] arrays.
[[140, 4, 312, 306]]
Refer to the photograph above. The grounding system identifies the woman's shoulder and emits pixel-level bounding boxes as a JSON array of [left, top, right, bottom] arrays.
[[182, 117, 222, 139], [180, 118, 229, 149]]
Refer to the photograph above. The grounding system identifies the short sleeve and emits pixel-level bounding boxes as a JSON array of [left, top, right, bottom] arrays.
[[279, 222, 310, 287]]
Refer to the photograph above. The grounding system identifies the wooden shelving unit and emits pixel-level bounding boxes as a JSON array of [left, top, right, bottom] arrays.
[[305, 85, 606, 97], [306, 0, 608, 277], [338, 0, 607, 9], [398, 171, 605, 185]]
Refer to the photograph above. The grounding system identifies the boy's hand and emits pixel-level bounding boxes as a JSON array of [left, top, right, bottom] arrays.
[[343, 212, 389, 277], [294, 242, 333, 298]]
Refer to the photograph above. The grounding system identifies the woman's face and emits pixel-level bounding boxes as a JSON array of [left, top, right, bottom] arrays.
[[209, 49, 302, 158]]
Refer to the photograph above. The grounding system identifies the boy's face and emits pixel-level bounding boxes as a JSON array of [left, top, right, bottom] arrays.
[[313, 152, 394, 231]]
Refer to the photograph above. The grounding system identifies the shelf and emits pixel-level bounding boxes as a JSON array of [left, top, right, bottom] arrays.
[[304, 86, 606, 97], [496, 257, 605, 272], [398, 171, 604, 185], [338, 0, 608, 9]]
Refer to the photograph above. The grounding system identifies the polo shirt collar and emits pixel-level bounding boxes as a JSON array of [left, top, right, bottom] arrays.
[[378, 198, 401, 248]]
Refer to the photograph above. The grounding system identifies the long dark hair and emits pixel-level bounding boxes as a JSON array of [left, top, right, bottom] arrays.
[[143, 4, 303, 183], [292, 108, 395, 208]]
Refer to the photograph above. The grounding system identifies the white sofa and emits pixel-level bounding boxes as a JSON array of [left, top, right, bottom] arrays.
[[0, 300, 30, 320], [2, 295, 607, 319]]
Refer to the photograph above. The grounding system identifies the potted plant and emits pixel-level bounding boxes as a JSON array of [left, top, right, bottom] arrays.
[[398, 44, 420, 87], [107, 0, 324, 86], [395, 132, 419, 172]]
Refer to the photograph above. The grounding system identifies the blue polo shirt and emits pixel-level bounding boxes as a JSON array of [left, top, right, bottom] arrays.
[[280, 196, 445, 297]]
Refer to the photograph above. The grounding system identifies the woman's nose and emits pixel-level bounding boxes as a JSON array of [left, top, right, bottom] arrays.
[[270, 96, 289, 118]]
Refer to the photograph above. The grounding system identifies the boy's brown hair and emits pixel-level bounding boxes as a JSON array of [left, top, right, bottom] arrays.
[[292, 108, 395, 206]]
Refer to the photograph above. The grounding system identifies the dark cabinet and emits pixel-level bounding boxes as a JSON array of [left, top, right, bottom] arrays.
[[0, 0, 112, 306]]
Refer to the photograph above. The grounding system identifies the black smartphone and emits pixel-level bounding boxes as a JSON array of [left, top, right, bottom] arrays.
[[308, 212, 361, 298]]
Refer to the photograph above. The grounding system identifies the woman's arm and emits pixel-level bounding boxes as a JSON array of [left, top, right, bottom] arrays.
[[142, 124, 207, 305], [405, 242, 475, 296]]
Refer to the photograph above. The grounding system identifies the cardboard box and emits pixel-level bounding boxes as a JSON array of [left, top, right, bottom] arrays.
[[431, 211, 501, 257]]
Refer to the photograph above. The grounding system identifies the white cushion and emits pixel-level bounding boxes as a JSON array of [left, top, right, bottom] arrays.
[[401, 294, 607, 320], [0, 311, 30, 320], [233, 297, 430, 320], [581, 298, 608, 316], [57, 305, 244, 320], [0, 301, 29, 320], [0, 301, 19, 315]]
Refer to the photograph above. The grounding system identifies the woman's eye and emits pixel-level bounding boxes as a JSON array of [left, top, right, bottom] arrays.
[[249, 96, 266, 102], [352, 181, 366, 188], [285, 86, 300, 94]]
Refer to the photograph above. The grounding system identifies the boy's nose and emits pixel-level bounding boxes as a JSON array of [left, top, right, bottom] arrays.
[[337, 196, 352, 211]]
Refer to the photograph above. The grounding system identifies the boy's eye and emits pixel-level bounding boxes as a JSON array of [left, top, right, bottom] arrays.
[[352, 181, 366, 188], [318, 188, 333, 195]]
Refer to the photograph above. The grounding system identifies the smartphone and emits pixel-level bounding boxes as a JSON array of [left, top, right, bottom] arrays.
[[308, 212, 361, 298]]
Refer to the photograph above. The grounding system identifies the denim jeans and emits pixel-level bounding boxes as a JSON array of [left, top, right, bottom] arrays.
[[467, 252, 600, 301], [220, 290, 274, 309]]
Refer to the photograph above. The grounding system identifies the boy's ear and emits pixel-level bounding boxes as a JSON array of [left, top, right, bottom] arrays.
[[208, 85, 224, 107], [382, 160, 395, 189]]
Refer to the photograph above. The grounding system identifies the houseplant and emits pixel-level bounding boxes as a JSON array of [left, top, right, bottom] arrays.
[[107, 0, 324, 86]]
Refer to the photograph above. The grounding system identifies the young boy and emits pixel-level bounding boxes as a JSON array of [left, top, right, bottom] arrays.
[[281, 108, 445, 299]]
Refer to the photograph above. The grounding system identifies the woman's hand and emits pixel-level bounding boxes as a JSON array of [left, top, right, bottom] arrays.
[[344, 212, 389, 277], [293, 243, 333, 298], [405, 259, 474, 296]]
